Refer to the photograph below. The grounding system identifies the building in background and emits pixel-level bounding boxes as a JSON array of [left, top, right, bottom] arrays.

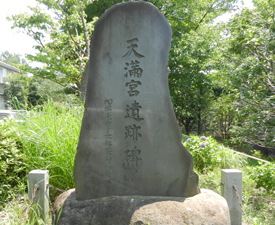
[[0, 61, 19, 109]]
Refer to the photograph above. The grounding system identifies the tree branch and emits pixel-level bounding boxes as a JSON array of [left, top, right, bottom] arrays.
[[194, 0, 216, 31], [80, 7, 90, 59]]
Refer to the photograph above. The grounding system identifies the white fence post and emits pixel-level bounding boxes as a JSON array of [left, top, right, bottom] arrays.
[[28, 170, 49, 221], [221, 169, 242, 225]]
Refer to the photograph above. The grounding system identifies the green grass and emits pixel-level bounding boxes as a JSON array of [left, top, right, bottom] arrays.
[[184, 135, 275, 225], [199, 169, 275, 224], [0, 194, 50, 225], [11, 100, 83, 201]]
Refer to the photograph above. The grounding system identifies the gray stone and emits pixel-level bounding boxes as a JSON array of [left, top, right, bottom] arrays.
[[28, 170, 49, 221], [74, 1, 199, 200], [53, 189, 230, 225], [79, 62, 89, 102], [221, 169, 242, 225]]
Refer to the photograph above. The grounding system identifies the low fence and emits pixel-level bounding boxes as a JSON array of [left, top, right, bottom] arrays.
[[27, 169, 248, 225]]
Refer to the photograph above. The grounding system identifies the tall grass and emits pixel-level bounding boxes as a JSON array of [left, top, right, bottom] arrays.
[[15, 100, 83, 198], [0, 196, 49, 225]]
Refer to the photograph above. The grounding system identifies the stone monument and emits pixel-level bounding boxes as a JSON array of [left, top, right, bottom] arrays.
[[53, 2, 231, 224], [73, 0, 199, 200]]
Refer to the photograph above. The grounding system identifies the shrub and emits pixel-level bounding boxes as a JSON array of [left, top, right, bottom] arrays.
[[0, 118, 27, 206], [184, 135, 246, 173], [248, 162, 275, 191], [184, 135, 219, 173]]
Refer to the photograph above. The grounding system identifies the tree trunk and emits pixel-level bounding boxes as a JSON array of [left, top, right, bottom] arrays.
[[198, 108, 202, 135]]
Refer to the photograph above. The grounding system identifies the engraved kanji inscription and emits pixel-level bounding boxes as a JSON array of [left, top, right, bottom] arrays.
[[106, 147, 112, 161], [104, 99, 113, 109], [125, 79, 142, 96], [124, 60, 143, 78], [125, 124, 142, 141], [124, 146, 142, 168], [122, 38, 144, 58], [105, 139, 112, 147], [105, 132, 112, 140], [104, 98, 113, 126], [125, 100, 144, 121], [104, 99, 113, 180]]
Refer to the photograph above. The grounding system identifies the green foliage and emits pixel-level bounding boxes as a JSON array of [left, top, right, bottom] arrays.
[[0, 51, 28, 66], [8, 0, 238, 119], [248, 162, 275, 191], [15, 100, 83, 199], [166, 0, 237, 134], [184, 136, 218, 173], [243, 188, 275, 224], [198, 168, 222, 193], [4, 73, 44, 109], [208, 94, 237, 139], [169, 28, 215, 134], [199, 169, 275, 224], [0, 118, 27, 206], [8, 0, 98, 90], [213, 0, 275, 147], [0, 196, 48, 225], [4, 72, 79, 110], [0, 52, 45, 109], [184, 135, 246, 173]]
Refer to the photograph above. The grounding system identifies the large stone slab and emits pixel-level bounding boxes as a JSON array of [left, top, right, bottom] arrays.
[[53, 189, 230, 225], [74, 1, 199, 200]]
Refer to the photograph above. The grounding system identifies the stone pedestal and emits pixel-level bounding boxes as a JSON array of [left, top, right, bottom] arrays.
[[53, 189, 230, 225]]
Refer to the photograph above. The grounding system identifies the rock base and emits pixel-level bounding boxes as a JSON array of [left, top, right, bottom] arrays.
[[53, 189, 230, 225]]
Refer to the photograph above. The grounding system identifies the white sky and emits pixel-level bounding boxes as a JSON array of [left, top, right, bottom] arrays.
[[0, 0, 39, 58], [215, 0, 255, 23], [0, 0, 254, 61]]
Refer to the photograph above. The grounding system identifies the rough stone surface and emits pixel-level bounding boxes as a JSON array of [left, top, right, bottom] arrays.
[[221, 169, 242, 225], [74, 1, 199, 201], [28, 170, 49, 221], [79, 62, 89, 102], [53, 189, 230, 225]]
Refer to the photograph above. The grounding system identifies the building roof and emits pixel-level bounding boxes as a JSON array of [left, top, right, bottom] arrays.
[[0, 61, 19, 73]]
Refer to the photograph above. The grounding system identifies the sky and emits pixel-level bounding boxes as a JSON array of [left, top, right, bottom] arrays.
[[0, 0, 38, 58], [0, 0, 254, 62]]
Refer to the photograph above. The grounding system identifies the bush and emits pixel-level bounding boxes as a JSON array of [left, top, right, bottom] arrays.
[[0, 118, 27, 206], [248, 162, 275, 191], [184, 135, 246, 173]]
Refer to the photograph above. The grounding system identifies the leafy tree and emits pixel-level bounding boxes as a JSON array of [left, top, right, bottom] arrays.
[[8, 0, 238, 133], [7, 0, 123, 93], [0, 52, 70, 109], [0, 51, 27, 66], [4, 73, 44, 109], [169, 28, 214, 134], [4, 73, 77, 109], [0, 52, 43, 108], [164, 0, 238, 134], [214, 0, 275, 147]]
